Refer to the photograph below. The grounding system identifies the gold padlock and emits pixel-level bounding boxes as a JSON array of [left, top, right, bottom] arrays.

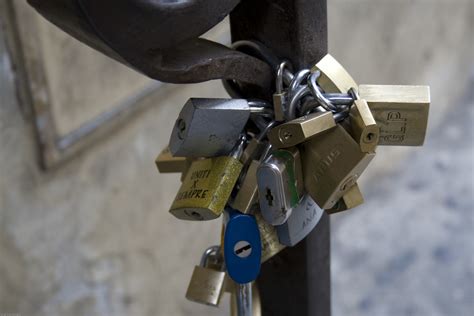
[[326, 183, 364, 214], [347, 99, 380, 153], [359, 84, 430, 146], [268, 111, 336, 148], [169, 139, 245, 220], [311, 54, 357, 93], [302, 125, 375, 209], [155, 146, 188, 173], [255, 212, 286, 263]]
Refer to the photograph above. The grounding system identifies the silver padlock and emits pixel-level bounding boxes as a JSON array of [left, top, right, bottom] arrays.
[[169, 98, 271, 157], [256, 147, 304, 226], [276, 194, 324, 246]]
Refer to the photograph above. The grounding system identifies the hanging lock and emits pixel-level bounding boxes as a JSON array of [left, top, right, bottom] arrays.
[[268, 111, 336, 148], [169, 98, 270, 157], [185, 245, 226, 307], [345, 89, 380, 153], [276, 194, 324, 247], [311, 54, 358, 93], [169, 137, 245, 221], [326, 182, 365, 214], [257, 147, 304, 226], [302, 125, 375, 209], [155, 146, 191, 173], [359, 84, 430, 146], [254, 211, 286, 262], [272, 61, 292, 122], [224, 209, 262, 284]]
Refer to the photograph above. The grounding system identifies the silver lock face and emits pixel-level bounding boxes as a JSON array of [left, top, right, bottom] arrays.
[[276, 194, 324, 246], [169, 98, 251, 157], [256, 149, 303, 226]]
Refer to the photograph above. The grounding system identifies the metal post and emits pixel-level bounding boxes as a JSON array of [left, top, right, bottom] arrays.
[[230, 1, 330, 315]]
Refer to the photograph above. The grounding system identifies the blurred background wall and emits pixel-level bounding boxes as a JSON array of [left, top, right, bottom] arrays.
[[0, 0, 472, 315]]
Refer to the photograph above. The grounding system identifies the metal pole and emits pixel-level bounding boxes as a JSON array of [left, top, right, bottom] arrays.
[[230, 1, 330, 315]]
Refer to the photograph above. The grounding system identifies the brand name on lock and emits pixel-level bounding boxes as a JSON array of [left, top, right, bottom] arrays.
[[311, 147, 341, 183]]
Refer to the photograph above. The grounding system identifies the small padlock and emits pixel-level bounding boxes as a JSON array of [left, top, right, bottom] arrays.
[[272, 61, 292, 122], [169, 137, 245, 221], [257, 147, 304, 225], [276, 194, 324, 247], [230, 160, 260, 214], [185, 245, 226, 306], [224, 208, 262, 284], [267, 111, 336, 148], [358, 84, 430, 146], [254, 211, 285, 262], [326, 182, 364, 214], [346, 96, 380, 153], [170, 98, 265, 157], [302, 125, 375, 209], [311, 54, 358, 93], [155, 146, 188, 173]]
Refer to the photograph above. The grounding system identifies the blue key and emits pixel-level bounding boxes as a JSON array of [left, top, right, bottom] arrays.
[[224, 208, 262, 284]]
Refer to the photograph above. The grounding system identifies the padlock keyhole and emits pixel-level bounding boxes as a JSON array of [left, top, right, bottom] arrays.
[[234, 240, 252, 258], [265, 188, 274, 206]]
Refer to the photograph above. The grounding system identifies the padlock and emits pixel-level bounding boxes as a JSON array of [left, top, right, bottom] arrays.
[[273, 61, 292, 122], [276, 194, 324, 246], [155, 146, 188, 173], [240, 120, 276, 167], [359, 84, 430, 146], [230, 160, 260, 214], [169, 137, 245, 221], [170, 98, 259, 157], [224, 208, 262, 284], [302, 125, 375, 209], [311, 54, 358, 93], [257, 147, 304, 225], [267, 111, 336, 148], [326, 182, 364, 214], [185, 245, 226, 306], [254, 211, 285, 262], [346, 97, 380, 153]]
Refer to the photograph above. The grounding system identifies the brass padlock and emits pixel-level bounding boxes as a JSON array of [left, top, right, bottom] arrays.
[[302, 125, 375, 209], [359, 84, 430, 146], [311, 54, 357, 93], [155, 146, 188, 173], [186, 246, 226, 306], [169, 138, 245, 221], [255, 212, 285, 262], [268, 111, 336, 148], [346, 98, 380, 153], [326, 183, 364, 214]]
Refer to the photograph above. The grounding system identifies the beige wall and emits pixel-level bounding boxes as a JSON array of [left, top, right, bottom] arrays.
[[0, 0, 472, 315]]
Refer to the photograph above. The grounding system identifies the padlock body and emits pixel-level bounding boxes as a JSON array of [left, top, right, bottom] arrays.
[[359, 85, 430, 146], [348, 99, 380, 153], [302, 125, 375, 209], [224, 210, 262, 284], [169, 98, 250, 157], [311, 54, 358, 93], [155, 146, 188, 173], [276, 194, 324, 246], [230, 160, 260, 214], [255, 212, 285, 262], [257, 148, 304, 225], [268, 111, 336, 148], [326, 183, 364, 214], [170, 157, 243, 220], [186, 265, 226, 306]]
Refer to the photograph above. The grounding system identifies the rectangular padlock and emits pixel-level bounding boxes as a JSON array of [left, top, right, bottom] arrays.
[[276, 194, 324, 246], [302, 125, 375, 209], [347, 99, 380, 153], [268, 111, 336, 148], [311, 54, 358, 93], [326, 183, 364, 214], [359, 84, 430, 146], [257, 147, 304, 225], [254, 212, 285, 263], [230, 160, 260, 214], [155, 146, 188, 173], [169, 98, 251, 157], [169, 138, 245, 220]]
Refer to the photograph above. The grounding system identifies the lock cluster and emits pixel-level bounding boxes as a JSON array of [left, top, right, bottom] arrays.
[[155, 52, 430, 310]]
